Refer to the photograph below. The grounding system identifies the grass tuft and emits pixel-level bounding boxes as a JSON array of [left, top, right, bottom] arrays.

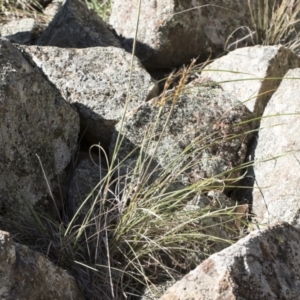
[[248, 0, 300, 52], [1, 60, 251, 299]]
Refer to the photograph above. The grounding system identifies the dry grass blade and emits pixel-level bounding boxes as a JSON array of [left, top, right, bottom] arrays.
[[248, 0, 300, 50]]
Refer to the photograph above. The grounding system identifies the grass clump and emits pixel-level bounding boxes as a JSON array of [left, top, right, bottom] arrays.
[[1, 61, 251, 299], [248, 0, 300, 52]]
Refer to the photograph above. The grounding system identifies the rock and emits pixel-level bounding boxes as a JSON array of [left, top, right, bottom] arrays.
[[44, 0, 64, 18], [37, 0, 121, 48], [110, 79, 254, 190], [0, 38, 79, 218], [160, 222, 300, 300], [110, 0, 254, 69], [203, 45, 300, 119], [141, 280, 176, 300], [67, 151, 107, 220], [18, 45, 158, 149], [0, 18, 35, 44], [252, 68, 300, 226], [0, 230, 84, 299]]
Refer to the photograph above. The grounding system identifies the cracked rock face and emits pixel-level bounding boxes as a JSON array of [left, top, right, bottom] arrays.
[[0, 38, 79, 217], [111, 80, 254, 190]]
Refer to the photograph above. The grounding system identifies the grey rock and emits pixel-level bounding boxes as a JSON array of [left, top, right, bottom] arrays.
[[19, 45, 158, 148], [0, 38, 79, 217], [141, 280, 176, 300], [110, 80, 254, 190], [160, 223, 300, 300], [184, 191, 241, 253], [204, 45, 300, 120], [67, 151, 107, 219], [110, 0, 254, 69], [44, 0, 64, 18], [37, 0, 121, 48], [0, 18, 35, 44], [253, 68, 300, 226], [0, 230, 84, 299]]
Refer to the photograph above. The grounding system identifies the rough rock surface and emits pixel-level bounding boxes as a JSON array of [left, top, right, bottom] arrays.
[[37, 0, 121, 48], [1, 18, 35, 44], [67, 151, 107, 219], [204, 45, 300, 119], [160, 223, 300, 300], [43, 0, 64, 18], [110, 80, 254, 189], [0, 230, 84, 299], [253, 68, 300, 226], [110, 0, 254, 69], [19, 45, 158, 148], [142, 281, 176, 300], [0, 38, 79, 217]]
